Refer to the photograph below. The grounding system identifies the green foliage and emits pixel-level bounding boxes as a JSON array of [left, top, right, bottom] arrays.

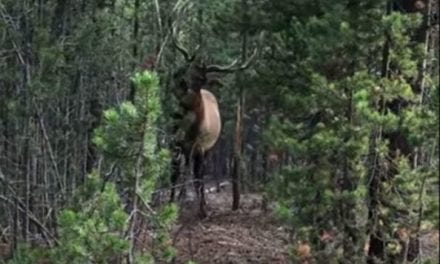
[[93, 70, 176, 262], [93, 71, 171, 181], [5, 244, 52, 264], [59, 70, 175, 263], [146, 203, 179, 262], [1, 0, 438, 263], [260, 1, 438, 263], [50, 173, 130, 263], [5, 174, 130, 264]]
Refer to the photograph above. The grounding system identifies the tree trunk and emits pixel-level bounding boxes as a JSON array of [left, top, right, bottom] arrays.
[[232, 0, 249, 211], [232, 100, 243, 210], [129, 0, 140, 102]]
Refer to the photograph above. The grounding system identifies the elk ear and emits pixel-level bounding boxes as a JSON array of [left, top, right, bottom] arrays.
[[174, 78, 188, 97]]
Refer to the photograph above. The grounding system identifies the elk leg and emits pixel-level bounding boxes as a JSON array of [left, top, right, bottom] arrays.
[[193, 152, 207, 218], [177, 153, 190, 201], [169, 152, 181, 203]]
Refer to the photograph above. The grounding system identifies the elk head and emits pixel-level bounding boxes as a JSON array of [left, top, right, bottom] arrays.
[[169, 16, 264, 111]]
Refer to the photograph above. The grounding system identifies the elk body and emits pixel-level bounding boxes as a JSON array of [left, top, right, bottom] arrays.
[[168, 16, 261, 218], [169, 69, 222, 218]]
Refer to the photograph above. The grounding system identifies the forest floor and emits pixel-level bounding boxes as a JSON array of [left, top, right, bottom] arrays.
[[144, 182, 439, 264], [170, 190, 291, 264]]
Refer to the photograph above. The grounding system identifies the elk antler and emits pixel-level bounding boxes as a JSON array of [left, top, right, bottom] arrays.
[[170, 20, 195, 62], [205, 31, 266, 73], [169, 0, 197, 62]]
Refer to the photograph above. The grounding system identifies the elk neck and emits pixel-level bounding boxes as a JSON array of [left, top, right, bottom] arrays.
[[182, 88, 205, 146], [192, 89, 205, 130]]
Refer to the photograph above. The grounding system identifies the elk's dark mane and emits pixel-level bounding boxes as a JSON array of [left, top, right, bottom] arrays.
[[186, 91, 204, 143]]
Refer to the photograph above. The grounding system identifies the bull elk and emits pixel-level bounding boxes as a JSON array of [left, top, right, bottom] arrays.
[[168, 16, 263, 218]]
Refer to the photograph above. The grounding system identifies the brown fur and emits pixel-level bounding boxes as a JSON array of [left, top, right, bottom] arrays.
[[170, 70, 222, 218], [194, 89, 221, 152]]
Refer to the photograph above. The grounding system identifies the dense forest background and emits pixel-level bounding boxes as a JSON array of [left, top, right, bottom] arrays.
[[0, 0, 439, 263]]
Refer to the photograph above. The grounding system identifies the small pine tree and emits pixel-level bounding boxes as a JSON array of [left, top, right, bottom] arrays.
[[7, 70, 178, 263]]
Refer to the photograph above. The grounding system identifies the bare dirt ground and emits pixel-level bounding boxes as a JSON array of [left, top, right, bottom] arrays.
[[171, 191, 291, 264]]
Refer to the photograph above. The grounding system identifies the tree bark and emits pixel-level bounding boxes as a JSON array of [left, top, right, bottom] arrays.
[[129, 0, 140, 102], [232, 0, 249, 210]]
